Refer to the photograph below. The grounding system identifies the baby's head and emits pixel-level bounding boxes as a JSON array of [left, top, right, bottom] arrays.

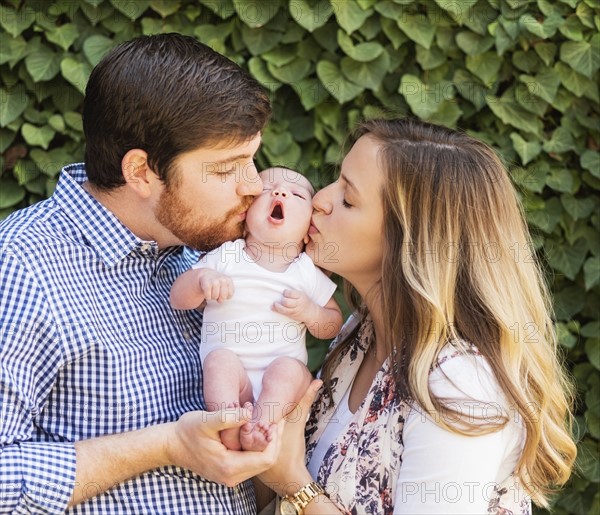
[[245, 167, 315, 252]]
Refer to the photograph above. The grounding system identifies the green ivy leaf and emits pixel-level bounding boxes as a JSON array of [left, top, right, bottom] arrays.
[[512, 165, 547, 193], [316, 61, 363, 103], [584, 257, 600, 291], [341, 52, 390, 90], [21, 123, 56, 150], [582, 322, 600, 339], [248, 57, 281, 92], [397, 14, 436, 50], [455, 31, 494, 56], [25, 47, 61, 82], [546, 167, 575, 193], [547, 237, 589, 280], [0, 179, 25, 209], [29, 148, 67, 177], [581, 150, 600, 178], [110, 0, 149, 20], [14, 159, 39, 186], [262, 46, 297, 67], [526, 196, 563, 233], [519, 69, 561, 104], [519, 13, 564, 38], [241, 25, 282, 54], [543, 126, 576, 154], [0, 6, 36, 37], [560, 37, 600, 79], [557, 322, 578, 349], [295, 78, 329, 111], [149, 0, 181, 18], [267, 57, 311, 84], [487, 96, 543, 137], [415, 44, 446, 70], [83, 35, 115, 67], [554, 285, 586, 320], [290, 0, 332, 32], [0, 85, 29, 128], [60, 57, 92, 94], [333, 0, 372, 34], [400, 74, 442, 119], [234, 0, 279, 28], [337, 31, 383, 62], [46, 23, 80, 51], [466, 52, 502, 85], [561, 194, 597, 220], [434, 0, 479, 24], [533, 42, 557, 66], [426, 100, 462, 128], [0, 33, 27, 67], [556, 62, 595, 98], [510, 133, 542, 165]]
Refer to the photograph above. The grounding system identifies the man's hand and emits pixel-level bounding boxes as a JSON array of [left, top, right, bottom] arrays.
[[166, 406, 282, 487], [198, 269, 234, 303]]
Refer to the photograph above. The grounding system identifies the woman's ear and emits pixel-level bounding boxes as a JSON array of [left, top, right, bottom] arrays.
[[121, 149, 157, 199]]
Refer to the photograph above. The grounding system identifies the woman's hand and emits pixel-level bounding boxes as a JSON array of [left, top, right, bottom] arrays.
[[258, 379, 323, 497]]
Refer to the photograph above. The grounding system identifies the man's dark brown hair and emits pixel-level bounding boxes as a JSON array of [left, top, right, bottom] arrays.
[[83, 33, 271, 190]]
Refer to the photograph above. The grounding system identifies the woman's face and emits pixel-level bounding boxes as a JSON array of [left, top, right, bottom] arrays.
[[306, 135, 385, 295]]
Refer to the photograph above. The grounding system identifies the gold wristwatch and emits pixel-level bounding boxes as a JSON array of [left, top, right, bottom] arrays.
[[279, 482, 325, 515]]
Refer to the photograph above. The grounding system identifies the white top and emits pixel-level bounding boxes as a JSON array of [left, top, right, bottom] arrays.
[[196, 239, 336, 398], [307, 349, 525, 514]]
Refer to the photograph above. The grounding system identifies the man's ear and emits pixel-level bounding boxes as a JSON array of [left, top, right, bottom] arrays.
[[121, 149, 157, 199]]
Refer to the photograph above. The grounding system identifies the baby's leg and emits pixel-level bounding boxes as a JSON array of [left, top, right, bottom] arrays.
[[203, 349, 254, 450], [240, 357, 312, 452]]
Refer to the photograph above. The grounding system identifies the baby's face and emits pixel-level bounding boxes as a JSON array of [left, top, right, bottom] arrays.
[[245, 168, 314, 247]]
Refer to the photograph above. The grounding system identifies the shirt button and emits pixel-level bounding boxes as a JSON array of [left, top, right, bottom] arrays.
[[140, 243, 151, 253], [183, 330, 191, 341]]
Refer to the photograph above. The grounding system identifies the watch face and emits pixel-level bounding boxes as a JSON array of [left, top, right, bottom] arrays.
[[280, 499, 299, 515]]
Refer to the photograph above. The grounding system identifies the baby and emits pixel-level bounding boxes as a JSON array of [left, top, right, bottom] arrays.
[[170, 167, 343, 451]]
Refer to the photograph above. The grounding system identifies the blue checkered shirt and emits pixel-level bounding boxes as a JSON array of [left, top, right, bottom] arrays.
[[0, 164, 255, 514]]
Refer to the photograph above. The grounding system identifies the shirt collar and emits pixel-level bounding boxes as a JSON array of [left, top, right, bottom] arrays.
[[53, 163, 147, 267]]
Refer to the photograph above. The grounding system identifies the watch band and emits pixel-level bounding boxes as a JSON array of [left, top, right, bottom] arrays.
[[281, 481, 325, 514]]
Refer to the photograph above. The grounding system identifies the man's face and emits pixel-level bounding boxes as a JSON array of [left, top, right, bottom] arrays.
[[155, 134, 263, 251]]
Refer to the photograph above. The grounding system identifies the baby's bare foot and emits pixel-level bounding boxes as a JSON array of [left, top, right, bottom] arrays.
[[220, 402, 242, 450], [240, 421, 273, 452]]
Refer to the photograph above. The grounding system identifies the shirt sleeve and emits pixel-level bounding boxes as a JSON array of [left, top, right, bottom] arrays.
[[304, 258, 337, 307], [191, 240, 240, 273], [394, 353, 524, 514], [0, 250, 76, 514]]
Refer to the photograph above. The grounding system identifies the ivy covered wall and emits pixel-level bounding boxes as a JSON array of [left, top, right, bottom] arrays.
[[0, 1, 598, 512]]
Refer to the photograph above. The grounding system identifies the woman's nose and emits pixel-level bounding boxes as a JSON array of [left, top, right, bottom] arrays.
[[312, 187, 332, 214], [272, 188, 288, 198]]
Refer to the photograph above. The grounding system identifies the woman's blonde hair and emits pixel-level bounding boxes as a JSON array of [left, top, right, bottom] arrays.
[[321, 118, 576, 506]]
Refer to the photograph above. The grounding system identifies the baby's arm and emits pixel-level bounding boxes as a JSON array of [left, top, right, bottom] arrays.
[[170, 267, 234, 310], [273, 291, 343, 339]]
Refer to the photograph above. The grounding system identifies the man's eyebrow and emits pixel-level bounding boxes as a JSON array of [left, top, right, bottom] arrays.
[[212, 153, 253, 165], [340, 173, 358, 194]]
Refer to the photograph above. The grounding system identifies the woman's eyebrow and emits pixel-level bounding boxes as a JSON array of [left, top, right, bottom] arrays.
[[340, 173, 359, 195]]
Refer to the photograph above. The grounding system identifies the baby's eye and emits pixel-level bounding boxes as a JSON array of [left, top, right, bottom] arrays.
[[293, 192, 306, 200]]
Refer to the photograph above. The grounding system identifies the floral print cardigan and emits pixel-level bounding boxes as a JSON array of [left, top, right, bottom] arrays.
[[304, 314, 532, 515]]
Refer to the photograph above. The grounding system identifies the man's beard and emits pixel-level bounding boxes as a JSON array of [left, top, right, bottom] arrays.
[[155, 184, 252, 251]]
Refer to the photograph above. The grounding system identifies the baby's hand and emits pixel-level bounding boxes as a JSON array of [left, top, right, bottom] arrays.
[[198, 269, 234, 303], [273, 289, 316, 323]]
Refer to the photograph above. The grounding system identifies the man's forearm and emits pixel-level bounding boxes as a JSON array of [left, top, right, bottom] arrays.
[[70, 422, 172, 506]]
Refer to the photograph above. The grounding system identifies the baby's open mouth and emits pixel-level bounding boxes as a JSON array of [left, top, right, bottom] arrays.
[[270, 201, 284, 220]]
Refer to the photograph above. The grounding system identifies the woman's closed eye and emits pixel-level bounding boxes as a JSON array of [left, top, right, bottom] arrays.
[[342, 198, 353, 208]]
